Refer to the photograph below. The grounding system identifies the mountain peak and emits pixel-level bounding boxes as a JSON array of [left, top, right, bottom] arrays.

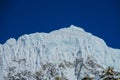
[[59, 25, 85, 32], [0, 25, 120, 80], [69, 25, 85, 31]]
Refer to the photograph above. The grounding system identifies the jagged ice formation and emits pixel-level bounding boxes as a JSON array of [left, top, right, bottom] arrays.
[[0, 25, 120, 80]]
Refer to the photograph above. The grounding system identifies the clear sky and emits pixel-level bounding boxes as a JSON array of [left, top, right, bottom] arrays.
[[0, 0, 120, 48]]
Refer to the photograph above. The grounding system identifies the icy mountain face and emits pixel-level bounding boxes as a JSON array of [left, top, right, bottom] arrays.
[[0, 25, 120, 80]]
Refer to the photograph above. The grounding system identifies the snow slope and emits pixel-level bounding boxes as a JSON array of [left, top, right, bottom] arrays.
[[0, 25, 120, 80]]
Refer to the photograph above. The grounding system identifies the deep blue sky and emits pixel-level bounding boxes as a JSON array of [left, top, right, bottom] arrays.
[[0, 0, 120, 48]]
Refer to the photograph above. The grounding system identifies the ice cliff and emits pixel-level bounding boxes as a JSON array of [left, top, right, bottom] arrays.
[[0, 25, 120, 80]]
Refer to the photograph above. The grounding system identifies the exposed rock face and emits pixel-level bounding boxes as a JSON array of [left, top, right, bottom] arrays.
[[0, 25, 120, 80]]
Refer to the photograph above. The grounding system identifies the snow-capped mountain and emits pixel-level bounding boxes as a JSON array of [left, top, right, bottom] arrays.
[[0, 25, 120, 80]]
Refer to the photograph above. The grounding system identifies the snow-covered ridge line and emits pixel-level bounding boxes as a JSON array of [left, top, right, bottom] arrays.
[[4, 25, 105, 46], [0, 25, 120, 80]]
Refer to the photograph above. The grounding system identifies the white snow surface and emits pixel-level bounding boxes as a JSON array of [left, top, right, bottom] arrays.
[[0, 25, 120, 80]]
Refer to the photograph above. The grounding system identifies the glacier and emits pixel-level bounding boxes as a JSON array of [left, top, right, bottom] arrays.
[[0, 25, 120, 80]]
